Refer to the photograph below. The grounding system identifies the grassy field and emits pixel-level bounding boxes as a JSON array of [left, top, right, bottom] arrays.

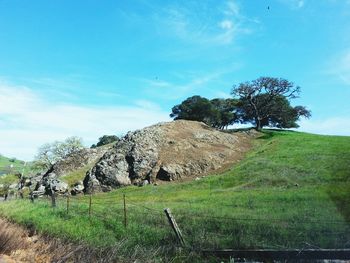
[[0, 155, 29, 176], [0, 130, 349, 262]]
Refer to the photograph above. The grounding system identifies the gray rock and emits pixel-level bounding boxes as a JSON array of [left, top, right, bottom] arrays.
[[49, 179, 68, 194], [71, 181, 84, 195], [37, 185, 46, 193], [45, 147, 111, 178]]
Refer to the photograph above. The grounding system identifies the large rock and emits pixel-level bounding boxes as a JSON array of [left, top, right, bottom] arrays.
[[70, 181, 84, 195], [44, 147, 110, 178], [84, 120, 255, 193], [29, 146, 112, 195]]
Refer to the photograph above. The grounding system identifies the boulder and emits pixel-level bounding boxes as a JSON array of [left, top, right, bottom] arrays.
[[21, 146, 112, 195], [43, 147, 110, 179], [50, 179, 68, 194], [71, 181, 84, 195]]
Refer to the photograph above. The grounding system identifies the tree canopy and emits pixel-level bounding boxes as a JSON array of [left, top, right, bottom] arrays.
[[170, 96, 238, 129], [170, 96, 214, 123], [232, 77, 311, 130], [91, 135, 119, 148], [34, 136, 84, 170], [170, 77, 311, 131]]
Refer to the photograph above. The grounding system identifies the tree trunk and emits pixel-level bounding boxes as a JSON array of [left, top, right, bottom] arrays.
[[255, 118, 262, 131]]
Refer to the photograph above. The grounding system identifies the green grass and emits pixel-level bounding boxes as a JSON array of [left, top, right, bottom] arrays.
[[0, 155, 35, 176], [0, 174, 19, 195], [0, 174, 19, 185], [60, 163, 95, 187], [0, 130, 349, 261]]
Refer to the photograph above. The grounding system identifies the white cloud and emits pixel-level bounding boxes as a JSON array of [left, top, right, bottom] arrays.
[[0, 83, 170, 161], [297, 117, 350, 136]]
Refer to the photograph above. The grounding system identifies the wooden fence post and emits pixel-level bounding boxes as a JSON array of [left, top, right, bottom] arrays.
[[50, 188, 56, 208], [66, 195, 70, 215], [164, 208, 186, 246], [123, 194, 127, 228], [88, 193, 92, 217], [30, 191, 34, 203]]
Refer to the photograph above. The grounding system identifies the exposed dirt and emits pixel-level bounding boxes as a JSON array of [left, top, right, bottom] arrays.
[[0, 218, 125, 263], [0, 218, 50, 262], [157, 121, 258, 183]]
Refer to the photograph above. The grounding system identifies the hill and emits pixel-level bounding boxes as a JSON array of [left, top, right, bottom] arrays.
[[84, 120, 256, 192], [0, 130, 349, 262], [0, 155, 28, 176]]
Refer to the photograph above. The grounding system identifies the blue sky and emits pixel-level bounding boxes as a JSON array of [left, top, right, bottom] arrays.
[[0, 0, 350, 160]]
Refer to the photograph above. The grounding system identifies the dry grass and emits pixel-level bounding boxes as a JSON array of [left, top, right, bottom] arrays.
[[0, 218, 28, 255]]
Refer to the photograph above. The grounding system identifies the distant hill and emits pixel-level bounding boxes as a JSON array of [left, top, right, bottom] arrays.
[[0, 155, 32, 176]]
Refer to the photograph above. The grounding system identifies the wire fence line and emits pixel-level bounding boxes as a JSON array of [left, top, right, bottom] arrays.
[[2, 192, 350, 250]]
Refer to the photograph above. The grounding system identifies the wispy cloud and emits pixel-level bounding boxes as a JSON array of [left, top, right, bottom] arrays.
[[0, 82, 170, 160], [155, 0, 258, 46], [278, 0, 305, 9], [142, 74, 218, 99], [141, 65, 241, 100], [327, 49, 350, 85]]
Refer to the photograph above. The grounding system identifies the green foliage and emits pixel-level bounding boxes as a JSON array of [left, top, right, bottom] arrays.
[[170, 77, 311, 131], [209, 98, 239, 129], [0, 131, 349, 261], [170, 96, 239, 129], [0, 174, 19, 195], [170, 96, 214, 123], [91, 135, 119, 148], [34, 136, 85, 170], [61, 163, 95, 186]]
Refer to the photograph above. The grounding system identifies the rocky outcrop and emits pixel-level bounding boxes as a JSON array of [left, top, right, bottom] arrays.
[[84, 120, 254, 193], [44, 147, 110, 178], [31, 146, 111, 196]]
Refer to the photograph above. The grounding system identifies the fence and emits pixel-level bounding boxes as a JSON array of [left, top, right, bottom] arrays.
[[2, 191, 350, 260]]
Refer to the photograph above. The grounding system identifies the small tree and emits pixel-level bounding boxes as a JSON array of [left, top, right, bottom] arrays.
[[34, 136, 84, 170], [91, 135, 119, 148], [232, 77, 311, 130]]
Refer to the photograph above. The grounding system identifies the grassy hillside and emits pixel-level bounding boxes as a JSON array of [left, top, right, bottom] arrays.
[[0, 155, 28, 176], [0, 130, 349, 262]]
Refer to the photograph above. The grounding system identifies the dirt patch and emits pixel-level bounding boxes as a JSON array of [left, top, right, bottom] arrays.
[[0, 218, 121, 263]]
